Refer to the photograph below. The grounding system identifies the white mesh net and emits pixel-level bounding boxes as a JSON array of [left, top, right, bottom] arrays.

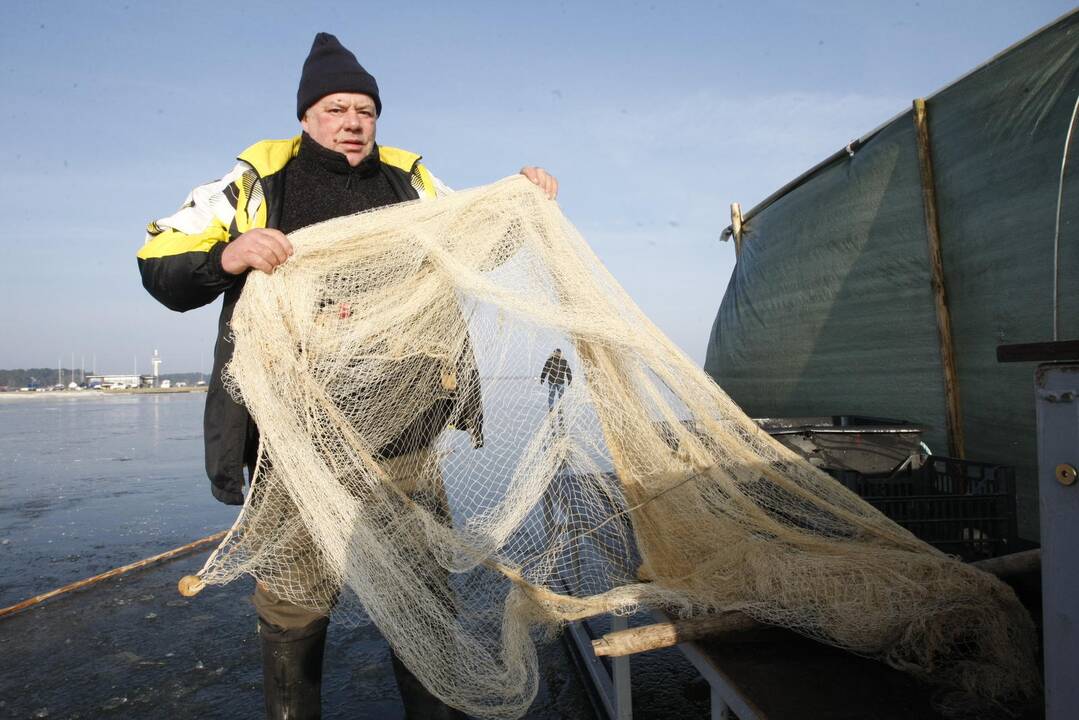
[[197, 175, 1037, 717]]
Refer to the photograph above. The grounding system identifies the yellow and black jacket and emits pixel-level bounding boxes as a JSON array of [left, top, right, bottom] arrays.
[[138, 137, 458, 505]]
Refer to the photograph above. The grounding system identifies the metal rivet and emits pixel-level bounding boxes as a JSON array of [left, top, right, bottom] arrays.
[[1056, 464, 1078, 486]]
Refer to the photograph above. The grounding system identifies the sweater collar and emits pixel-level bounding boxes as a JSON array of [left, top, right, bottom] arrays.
[[296, 132, 382, 177]]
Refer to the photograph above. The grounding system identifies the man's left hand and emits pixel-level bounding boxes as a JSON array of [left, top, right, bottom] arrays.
[[520, 167, 558, 199]]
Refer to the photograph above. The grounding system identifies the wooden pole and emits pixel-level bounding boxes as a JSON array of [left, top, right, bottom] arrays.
[[730, 203, 744, 257], [590, 549, 1039, 657], [592, 612, 760, 657], [913, 97, 965, 459], [0, 530, 227, 620], [966, 548, 1040, 579]]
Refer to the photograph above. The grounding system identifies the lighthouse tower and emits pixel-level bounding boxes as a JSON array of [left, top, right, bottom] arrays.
[[151, 349, 162, 387]]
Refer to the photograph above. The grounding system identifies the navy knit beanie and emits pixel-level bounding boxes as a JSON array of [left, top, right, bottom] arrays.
[[296, 32, 381, 119]]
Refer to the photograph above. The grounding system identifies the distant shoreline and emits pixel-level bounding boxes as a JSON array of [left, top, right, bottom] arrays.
[[0, 387, 208, 401]]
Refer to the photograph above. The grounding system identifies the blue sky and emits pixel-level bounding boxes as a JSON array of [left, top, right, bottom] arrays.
[[1, 0, 1074, 374]]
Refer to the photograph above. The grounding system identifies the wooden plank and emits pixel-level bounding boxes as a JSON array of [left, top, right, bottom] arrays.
[[913, 97, 966, 459]]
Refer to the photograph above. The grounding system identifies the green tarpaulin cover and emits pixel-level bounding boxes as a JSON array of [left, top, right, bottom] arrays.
[[705, 10, 1079, 538]]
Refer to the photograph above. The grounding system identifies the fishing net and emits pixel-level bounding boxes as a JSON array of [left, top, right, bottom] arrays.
[[195, 175, 1037, 718]]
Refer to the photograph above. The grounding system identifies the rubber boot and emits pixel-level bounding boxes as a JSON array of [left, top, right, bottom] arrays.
[[391, 650, 469, 719], [259, 616, 329, 720]]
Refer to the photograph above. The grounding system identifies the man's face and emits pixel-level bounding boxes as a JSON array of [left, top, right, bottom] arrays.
[[301, 92, 378, 166]]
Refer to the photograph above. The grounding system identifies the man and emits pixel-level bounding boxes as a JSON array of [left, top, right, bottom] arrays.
[[539, 348, 572, 411], [137, 32, 558, 720]]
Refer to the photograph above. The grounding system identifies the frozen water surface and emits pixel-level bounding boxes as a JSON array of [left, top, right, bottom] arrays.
[[0, 394, 599, 719], [0, 392, 707, 719]]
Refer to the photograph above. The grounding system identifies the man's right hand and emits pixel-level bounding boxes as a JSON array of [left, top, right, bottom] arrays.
[[221, 228, 294, 275]]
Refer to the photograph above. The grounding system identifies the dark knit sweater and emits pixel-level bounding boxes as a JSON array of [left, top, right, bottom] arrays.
[[279, 133, 403, 234], [274, 133, 483, 458]]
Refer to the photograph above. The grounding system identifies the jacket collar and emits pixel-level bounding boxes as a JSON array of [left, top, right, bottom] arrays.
[[294, 132, 381, 177], [237, 135, 423, 178]]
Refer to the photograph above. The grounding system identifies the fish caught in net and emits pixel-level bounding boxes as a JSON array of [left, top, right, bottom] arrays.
[[192, 175, 1038, 718]]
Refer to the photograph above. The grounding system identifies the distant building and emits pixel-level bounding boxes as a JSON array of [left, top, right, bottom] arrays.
[[86, 374, 154, 389]]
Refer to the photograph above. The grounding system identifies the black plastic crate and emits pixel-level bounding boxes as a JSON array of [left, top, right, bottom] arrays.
[[834, 455, 1019, 561]]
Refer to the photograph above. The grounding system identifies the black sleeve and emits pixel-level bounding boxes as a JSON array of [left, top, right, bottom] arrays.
[[138, 243, 238, 312]]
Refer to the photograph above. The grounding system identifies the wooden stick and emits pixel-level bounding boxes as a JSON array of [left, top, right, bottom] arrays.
[[0, 530, 227, 620], [913, 97, 965, 459], [967, 548, 1040, 578], [590, 549, 1041, 657], [592, 612, 760, 657], [730, 202, 744, 257]]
